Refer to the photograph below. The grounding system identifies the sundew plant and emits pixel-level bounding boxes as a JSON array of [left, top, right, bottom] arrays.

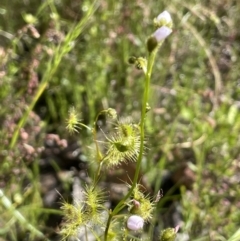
[[1, 1, 240, 241], [61, 10, 178, 241]]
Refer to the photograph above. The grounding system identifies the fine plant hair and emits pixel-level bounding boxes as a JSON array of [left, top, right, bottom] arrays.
[[61, 10, 178, 241]]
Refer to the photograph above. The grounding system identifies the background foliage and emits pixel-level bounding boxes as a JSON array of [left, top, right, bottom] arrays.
[[0, 0, 240, 240]]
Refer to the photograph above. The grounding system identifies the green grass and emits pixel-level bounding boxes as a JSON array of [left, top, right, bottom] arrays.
[[0, 0, 240, 240]]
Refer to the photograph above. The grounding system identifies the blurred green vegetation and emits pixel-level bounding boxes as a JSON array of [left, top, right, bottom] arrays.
[[0, 0, 240, 240]]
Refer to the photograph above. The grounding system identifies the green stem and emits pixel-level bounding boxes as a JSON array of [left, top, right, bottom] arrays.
[[93, 112, 103, 162], [92, 110, 107, 184], [104, 49, 158, 241], [79, 123, 92, 131], [10, 80, 48, 149]]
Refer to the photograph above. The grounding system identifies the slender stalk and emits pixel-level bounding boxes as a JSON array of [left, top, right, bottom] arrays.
[[93, 111, 104, 162], [92, 111, 105, 184], [104, 48, 158, 241], [85, 226, 89, 241], [9, 80, 48, 149], [79, 123, 92, 131]]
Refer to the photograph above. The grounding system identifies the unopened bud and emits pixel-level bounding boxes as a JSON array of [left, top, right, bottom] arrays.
[[154, 10, 173, 29], [106, 108, 117, 119], [128, 56, 137, 64], [147, 26, 172, 52], [147, 36, 158, 52], [159, 227, 178, 241], [127, 215, 144, 231], [146, 103, 151, 113]]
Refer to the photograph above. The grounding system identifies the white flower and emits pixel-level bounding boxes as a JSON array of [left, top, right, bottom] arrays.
[[153, 26, 172, 42], [127, 215, 144, 231], [156, 11, 172, 25], [154, 10, 173, 29]]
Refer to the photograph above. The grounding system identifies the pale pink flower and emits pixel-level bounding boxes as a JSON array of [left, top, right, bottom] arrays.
[[127, 215, 144, 231], [153, 26, 172, 42]]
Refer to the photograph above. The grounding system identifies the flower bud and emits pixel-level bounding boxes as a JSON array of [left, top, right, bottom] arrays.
[[146, 103, 151, 113], [127, 215, 144, 231], [106, 108, 117, 119], [147, 36, 158, 53], [147, 26, 172, 52], [135, 57, 147, 74], [128, 56, 137, 64], [154, 10, 173, 29], [132, 199, 141, 209], [159, 227, 178, 241]]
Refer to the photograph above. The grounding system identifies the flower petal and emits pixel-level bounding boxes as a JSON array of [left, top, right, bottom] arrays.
[[127, 215, 144, 231], [156, 10, 172, 24], [153, 26, 172, 42]]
